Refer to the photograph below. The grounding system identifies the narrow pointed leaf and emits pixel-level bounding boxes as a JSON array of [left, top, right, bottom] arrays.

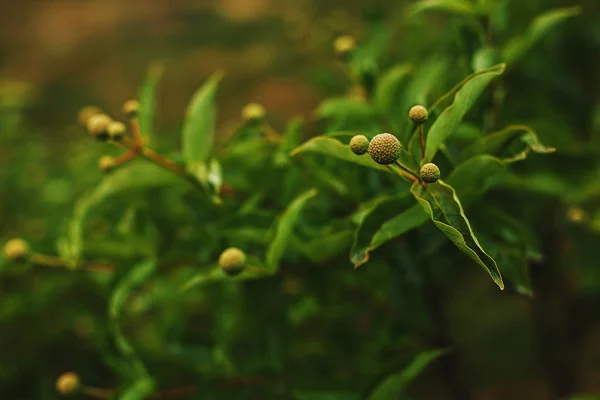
[[425, 64, 505, 162], [374, 63, 412, 115], [407, 0, 478, 17], [182, 71, 223, 168], [411, 180, 504, 289], [138, 63, 164, 144]]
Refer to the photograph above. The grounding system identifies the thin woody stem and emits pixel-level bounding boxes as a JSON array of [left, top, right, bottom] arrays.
[[394, 160, 420, 180], [129, 117, 144, 150], [81, 386, 114, 399], [388, 165, 419, 183], [418, 125, 426, 159], [30, 254, 114, 273]]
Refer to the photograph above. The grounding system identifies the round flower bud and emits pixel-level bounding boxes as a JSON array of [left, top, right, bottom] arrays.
[[368, 133, 402, 165], [409, 105, 428, 125], [333, 35, 356, 58], [218, 247, 246, 276], [123, 99, 140, 119], [107, 121, 126, 141], [86, 113, 112, 140], [3, 238, 30, 262], [98, 155, 116, 173], [349, 135, 369, 155], [56, 372, 81, 395], [78, 106, 102, 126], [420, 163, 441, 183], [241, 103, 266, 124]]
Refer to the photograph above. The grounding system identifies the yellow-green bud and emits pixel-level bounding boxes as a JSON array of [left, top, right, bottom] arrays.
[[3, 238, 30, 262], [218, 247, 246, 276], [409, 105, 428, 125], [78, 106, 102, 126], [86, 113, 112, 140], [368, 133, 402, 165], [420, 163, 440, 183], [349, 135, 369, 155], [241, 103, 266, 124], [107, 121, 126, 141], [333, 35, 356, 58], [123, 99, 140, 119], [56, 372, 81, 395], [98, 155, 116, 172]]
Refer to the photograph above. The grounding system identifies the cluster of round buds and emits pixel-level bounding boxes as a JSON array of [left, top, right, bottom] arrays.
[[107, 121, 126, 141], [3, 238, 30, 262], [98, 155, 116, 173], [78, 106, 102, 127], [218, 247, 246, 276], [86, 113, 112, 141], [409, 105, 428, 125], [241, 103, 266, 125], [123, 99, 140, 119], [56, 372, 81, 396], [350, 135, 369, 155], [333, 35, 356, 59], [420, 163, 441, 183], [368, 133, 402, 165]]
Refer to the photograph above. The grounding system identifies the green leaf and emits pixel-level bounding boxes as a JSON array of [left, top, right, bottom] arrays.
[[138, 63, 164, 145], [407, 0, 478, 17], [461, 125, 555, 163], [503, 6, 581, 65], [182, 71, 224, 168], [291, 137, 391, 174], [315, 97, 378, 133], [266, 189, 317, 272], [411, 180, 504, 289], [297, 229, 354, 263], [120, 378, 154, 400], [110, 260, 155, 319], [369, 349, 447, 400], [182, 264, 273, 291], [295, 391, 359, 400], [374, 63, 412, 115], [425, 64, 505, 162], [447, 155, 506, 204]]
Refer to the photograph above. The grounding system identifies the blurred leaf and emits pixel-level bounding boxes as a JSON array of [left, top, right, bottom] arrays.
[[296, 229, 354, 263], [461, 125, 555, 163], [139, 63, 164, 145], [503, 6, 581, 65], [275, 117, 304, 166], [368, 349, 447, 399], [119, 378, 154, 400], [426, 64, 505, 162], [183, 263, 273, 291], [295, 391, 359, 400], [182, 71, 223, 168], [472, 46, 500, 71], [374, 63, 412, 115], [411, 180, 504, 289], [408, 0, 477, 17], [447, 155, 506, 204], [291, 137, 391, 173], [315, 97, 379, 133], [266, 189, 317, 272]]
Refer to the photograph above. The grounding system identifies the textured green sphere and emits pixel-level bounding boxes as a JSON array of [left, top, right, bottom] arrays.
[[242, 103, 266, 123], [3, 238, 29, 262], [86, 114, 112, 140], [420, 163, 441, 183], [218, 247, 247, 276], [409, 105, 428, 124], [349, 135, 369, 155], [368, 133, 402, 165]]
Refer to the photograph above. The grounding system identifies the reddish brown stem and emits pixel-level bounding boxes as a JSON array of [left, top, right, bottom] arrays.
[[129, 117, 144, 151], [418, 125, 426, 159], [81, 386, 114, 399], [30, 254, 115, 273]]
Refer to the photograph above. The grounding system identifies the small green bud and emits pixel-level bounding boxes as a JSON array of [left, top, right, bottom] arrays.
[[98, 155, 116, 172], [78, 105, 102, 126], [123, 99, 140, 119], [420, 163, 440, 183], [333, 35, 356, 58], [86, 113, 112, 140], [349, 135, 369, 155], [368, 133, 402, 165], [3, 238, 30, 262], [107, 121, 126, 141], [218, 247, 246, 276], [241, 103, 266, 124], [409, 105, 428, 125], [56, 372, 81, 396]]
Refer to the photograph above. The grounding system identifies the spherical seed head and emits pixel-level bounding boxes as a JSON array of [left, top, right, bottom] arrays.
[[241, 103, 266, 123], [3, 238, 29, 262], [334, 35, 356, 58], [98, 155, 116, 172], [123, 99, 140, 118], [368, 133, 402, 165], [349, 135, 369, 155], [107, 121, 126, 141], [420, 163, 441, 183], [78, 105, 102, 126], [218, 247, 246, 276], [86, 113, 112, 140], [56, 372, 80, 395], [409, 105, 428, 125]]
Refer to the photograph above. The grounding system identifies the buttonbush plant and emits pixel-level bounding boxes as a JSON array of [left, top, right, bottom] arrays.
[[2, 0, 599, 399]]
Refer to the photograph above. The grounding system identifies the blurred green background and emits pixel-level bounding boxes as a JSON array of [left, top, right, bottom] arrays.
[[2, 0, 600, 399]]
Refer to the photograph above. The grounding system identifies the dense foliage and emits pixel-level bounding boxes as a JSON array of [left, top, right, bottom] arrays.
[[2, 0, 600, 399]]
